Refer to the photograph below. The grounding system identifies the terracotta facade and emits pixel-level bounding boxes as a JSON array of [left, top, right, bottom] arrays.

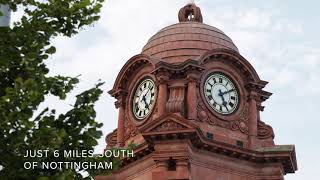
[[97, 3, 297, 180]]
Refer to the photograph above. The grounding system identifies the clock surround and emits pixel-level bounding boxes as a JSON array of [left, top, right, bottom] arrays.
[[132, 78, 157, 120], [199, 63, 246, 122], [128, 74, 157, 125]]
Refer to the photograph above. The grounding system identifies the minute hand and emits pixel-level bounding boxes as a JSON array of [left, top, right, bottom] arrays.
[[221, 89, 235, 95]]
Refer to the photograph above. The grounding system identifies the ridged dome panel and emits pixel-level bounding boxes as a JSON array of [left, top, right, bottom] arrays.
[[142, 22, 238, 63]]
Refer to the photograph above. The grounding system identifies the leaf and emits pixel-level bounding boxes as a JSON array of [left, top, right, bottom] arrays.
[[37, 177, 49, 180], [46, 46, 56, 54]]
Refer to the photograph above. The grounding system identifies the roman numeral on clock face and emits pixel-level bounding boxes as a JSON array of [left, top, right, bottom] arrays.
[[148, 83, 153, 90], [229, 102, 234, 107]]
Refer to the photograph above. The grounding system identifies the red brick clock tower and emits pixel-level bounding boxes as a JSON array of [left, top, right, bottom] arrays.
[[97, 2, 297, 180]]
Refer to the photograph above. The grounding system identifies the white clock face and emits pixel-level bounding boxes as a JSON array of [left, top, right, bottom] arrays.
[[132, 78, 157, 120], [204, 73, 239, 115]]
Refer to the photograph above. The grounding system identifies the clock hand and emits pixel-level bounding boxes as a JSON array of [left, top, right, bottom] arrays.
[[140, 89, 150, 102], [218, 89, 227, 105], [143, 97, 149, 109], [222, 101, 228, 111], [140, 96, 144, 103], [139, 91, 149, 108], [146, 88, 150, 94], [221, 89, 235, 95], [140, 88, 150, 102]]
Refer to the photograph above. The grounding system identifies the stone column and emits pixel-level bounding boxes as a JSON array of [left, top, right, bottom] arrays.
[[248, 91, 258, 149], [187, 73, 198, 120], [115, 97, 126, 147], [157, 74, 169, 117], [152, 161, 168, 180], [176, 159, 189, 178], [155, 161, 168, 172]]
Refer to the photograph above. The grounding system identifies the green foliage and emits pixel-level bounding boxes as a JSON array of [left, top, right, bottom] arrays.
[[0, 0, 126, 179]]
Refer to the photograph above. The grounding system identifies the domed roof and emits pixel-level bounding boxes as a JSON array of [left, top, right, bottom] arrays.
[[141, 3, 238, 63]]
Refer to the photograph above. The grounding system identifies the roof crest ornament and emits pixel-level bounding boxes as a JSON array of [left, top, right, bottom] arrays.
[[178, 2, 203, 23]]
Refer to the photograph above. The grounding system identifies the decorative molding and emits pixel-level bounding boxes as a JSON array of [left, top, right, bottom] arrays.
[[257, 120, 275, 139], [156, 73, 170, 84], [187, 72, 199, 83], [166, 83, 185, 114], [141, 126, 296, 175], [151, 59, 205, 80], [105, 129, 117, 147], [257, 105, 265, 112], [150, 103, 159, 121], [152, 120, 187, 132], [112, 89, 128, 108], [140, 113, 196, 133], [196, 98, 249, 135], [124, 115, 139, 141], [109, 54, 154, 97], [246, 82, 272, 102], [199, 49, 259, 83], [115, 97, 126, 108], [247, 91, 260, 102]]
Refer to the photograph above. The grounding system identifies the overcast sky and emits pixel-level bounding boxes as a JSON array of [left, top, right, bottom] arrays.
[[12, 0, 320, 179]]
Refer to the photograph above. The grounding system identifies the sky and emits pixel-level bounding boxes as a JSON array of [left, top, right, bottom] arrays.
[[12, 0, 320, 179]]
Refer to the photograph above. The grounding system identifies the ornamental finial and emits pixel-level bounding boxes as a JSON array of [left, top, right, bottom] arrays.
[[178, 2, 203, 23]]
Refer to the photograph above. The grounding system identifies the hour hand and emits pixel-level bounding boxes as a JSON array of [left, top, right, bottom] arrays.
[[143, 98, 149, 109], [218, 89, 227, 104], [218, 89, 224, 97]]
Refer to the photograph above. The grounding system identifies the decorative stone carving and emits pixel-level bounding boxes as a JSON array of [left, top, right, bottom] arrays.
[[105, 129, 117, 147], [257, 120, 275, 139], [178, 3, 203, 23], [153, 120, 187, 132], [198, 110, 208, 122], [115, 97, 126, 108], [124, 114, 139, 141], [238, 104, 249, 134], [150, 103, 159, 120], [166, 82, 186, 114], [196, 97, 249, 134]]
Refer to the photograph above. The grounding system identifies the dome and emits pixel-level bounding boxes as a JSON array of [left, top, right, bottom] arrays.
[[141, 3, 238, 63]]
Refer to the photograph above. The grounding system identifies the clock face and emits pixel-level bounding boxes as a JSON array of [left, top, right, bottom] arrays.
[[204, 73, 239, 115], [132, 78, 157, 120]]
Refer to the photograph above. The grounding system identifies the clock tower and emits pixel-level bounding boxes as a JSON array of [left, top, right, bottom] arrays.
[[97, 2, 297, 180]]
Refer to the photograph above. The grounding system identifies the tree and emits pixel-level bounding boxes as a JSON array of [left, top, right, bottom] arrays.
[[0, 0, 117, 179]]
